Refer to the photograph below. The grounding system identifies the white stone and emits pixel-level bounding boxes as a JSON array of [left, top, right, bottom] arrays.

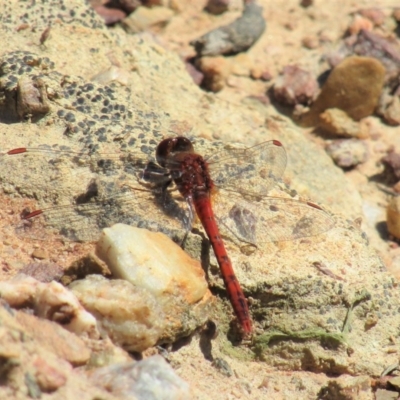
[[96, 224, 208, 305]]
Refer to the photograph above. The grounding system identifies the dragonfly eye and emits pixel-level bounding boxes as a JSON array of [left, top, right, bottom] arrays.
[[156, 137, 194, 167], [172, 137, 194, 152]]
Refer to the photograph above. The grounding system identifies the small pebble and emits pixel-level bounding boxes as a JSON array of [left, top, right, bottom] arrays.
[[20, 262, 63, 282], [212, 357, 233, 377], [250, 67, 272, 81], [33, 357, 69, 393], [89, 355, 192, 399], [302, 35, 319, 49], [273, 65, 318, 106], [0, 274, 99, 339], [347, 14, 373, 35], [230, 53, 252, 76], [393, 8, 400, 22], [114, 0, 141, 14], [358, 8, 386, 26], [391, 182, 400, 195], [300, 0, 313, 7], [299, 56, 385, 126], [205, 0, 230, 15], [16, 76, 51, 119], [325, 139, 368, 168], [93, 6, 126, 25], [319, 108, 369, 138], [377, 90, 400, 126], [185, 61, 204, 86], [121, 6, 174, 34], [15, 310, 91, 365], [191, 2, 266, 56], [91, 65, 130, 85], [382, 151, 400, 180], [284, 21, 297, 31], [375, 388, 399, 400], [31, 248, 49, 260], [387, 197, 400, 240], [196, 56, 231, 92], [388, 376, 400, 390], [318, 29, 336, 43]]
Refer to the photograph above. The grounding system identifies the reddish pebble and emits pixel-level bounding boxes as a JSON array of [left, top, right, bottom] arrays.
[[344, 30, 400, 82], [185, 61, 204, 86], [33, 357, 70, 392], [260, 70, 273, 81], [382, 151, 400, 180], [393, 8, 400, 22], [273, 65, 318, 106], [358, 8, 386, 26], [302, 35, 319, 49], [348, 15, 373, 35], [325, 139, 368, 169], [94, 5, 126, 24], [20, 262, 63, 283]]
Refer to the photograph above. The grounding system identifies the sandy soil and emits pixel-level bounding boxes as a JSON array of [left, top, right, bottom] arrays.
[[1, 1, 400, 399]]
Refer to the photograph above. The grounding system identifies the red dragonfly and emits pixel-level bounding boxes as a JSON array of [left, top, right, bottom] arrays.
[[2, 137, 334, 336]]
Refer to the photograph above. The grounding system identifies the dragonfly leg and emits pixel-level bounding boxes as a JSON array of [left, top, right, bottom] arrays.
[[178, 197, 195, 247], [140, 161, 171, 184]]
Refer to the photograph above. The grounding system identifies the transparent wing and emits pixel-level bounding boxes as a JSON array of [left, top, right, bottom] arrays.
[[12, 182, 191, 242], [1, 146, 190, 242], [213, 192, 334, 245], [0, 146, 156, 178], [207, 140, 287, 196], [2, 140, 334, 246]]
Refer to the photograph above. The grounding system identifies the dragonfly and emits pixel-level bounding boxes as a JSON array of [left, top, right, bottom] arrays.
[[1, 136, 334, 336]]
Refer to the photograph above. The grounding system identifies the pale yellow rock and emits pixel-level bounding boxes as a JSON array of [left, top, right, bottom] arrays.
[[0, 274, 99, 339], [16, 311, 90, 366], [96, 224, 208, 305], [94, 224, 213, 345], [70, 275, 165, 352], [319, 108, 369, 139]]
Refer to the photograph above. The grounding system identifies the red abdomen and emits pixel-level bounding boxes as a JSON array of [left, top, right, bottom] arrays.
[[193, 194, 252, 334]]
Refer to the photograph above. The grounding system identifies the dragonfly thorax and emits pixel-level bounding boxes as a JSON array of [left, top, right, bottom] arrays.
[[173, 153, 214, 200], [156, 137, 214, 199]]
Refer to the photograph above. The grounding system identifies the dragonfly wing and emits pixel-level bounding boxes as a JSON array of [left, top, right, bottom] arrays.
[[15, 184, 191, 242], [1, 145, 155, 188], [213, 193, 334, 245], [17, 201, 110, 242], [3, 147, 190, 242], [207, 140, 287, 196]]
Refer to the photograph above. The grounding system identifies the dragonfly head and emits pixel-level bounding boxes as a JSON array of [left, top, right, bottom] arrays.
[[156, 136, 194, 168]]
